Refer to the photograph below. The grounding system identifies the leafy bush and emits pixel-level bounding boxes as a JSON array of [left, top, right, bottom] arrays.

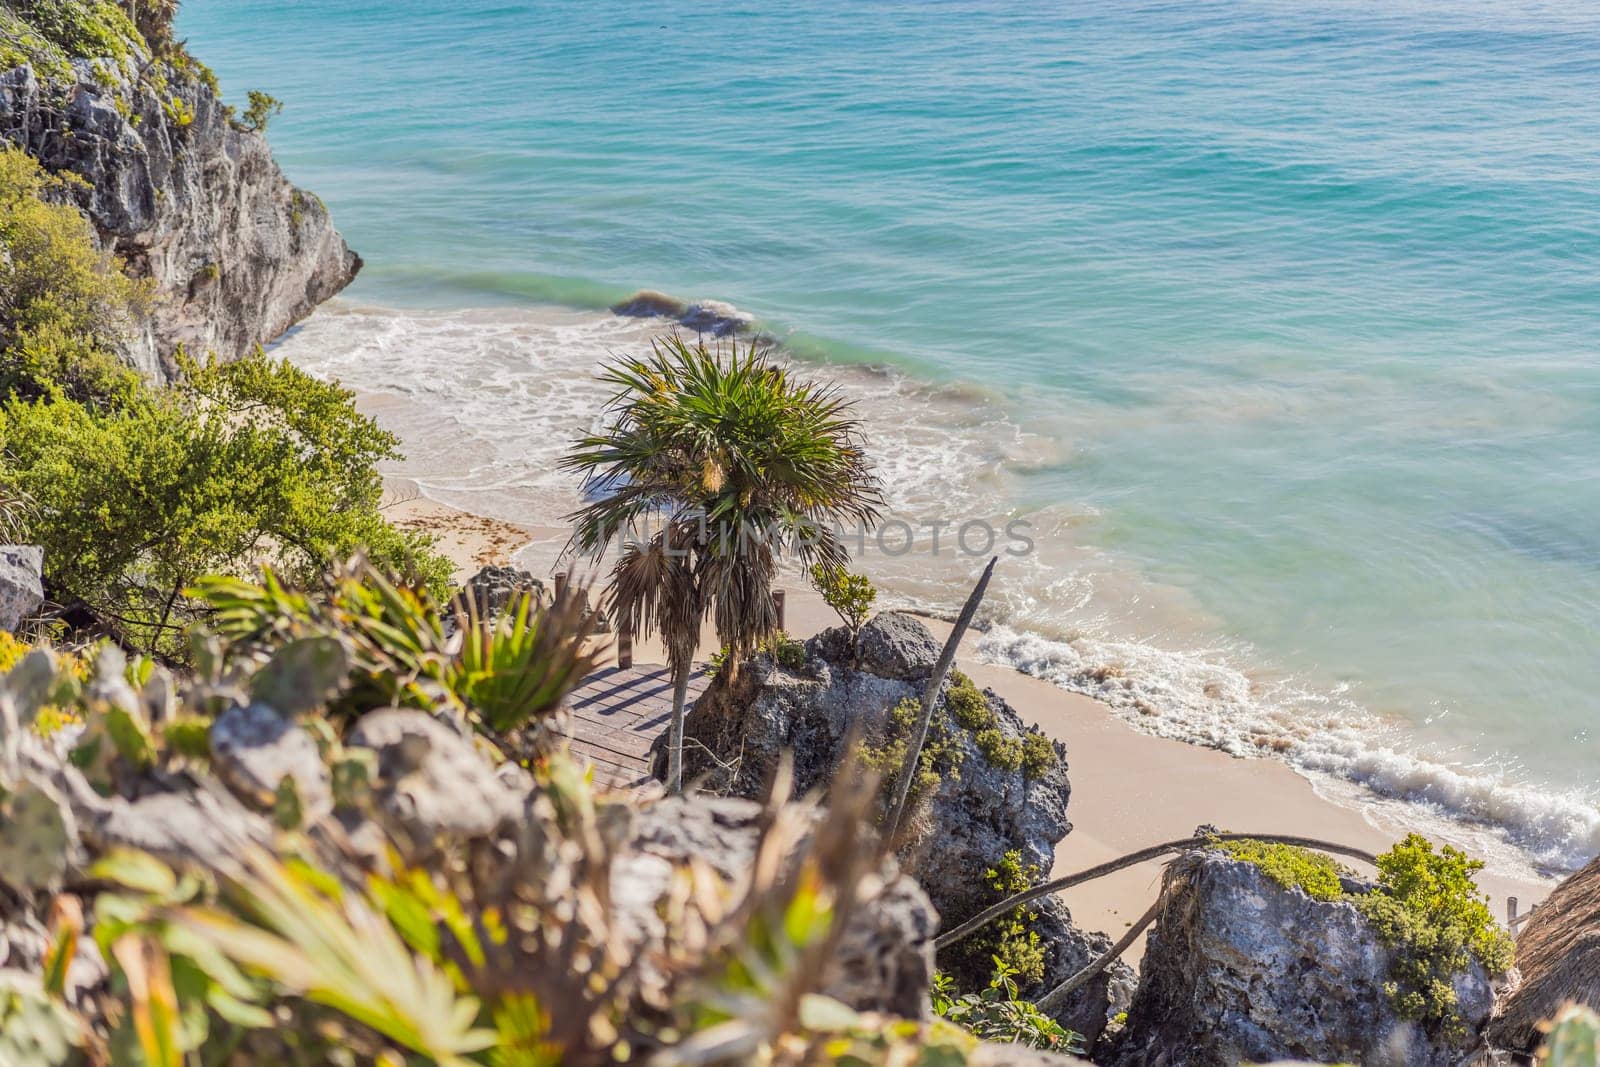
[[946, 668, 1057, 778], [0, 146, 147, 406], [239, 88, 283, 132], [706, 630, 806, 677], [941, 850, 1047, 990], [1210, 838, 1348, 901], [0, 351, 451, 656], [1355, 833, 1514, 1041], [857, 695, 963, 824], [811, 562, 875, 644], [1021, 731, 1058, 780], [195, 558, 598, 737], [932, 967, 1084, 1054]]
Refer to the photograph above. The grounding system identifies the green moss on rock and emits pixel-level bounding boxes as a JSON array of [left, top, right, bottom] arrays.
[[1210, 838, 1348, 901]]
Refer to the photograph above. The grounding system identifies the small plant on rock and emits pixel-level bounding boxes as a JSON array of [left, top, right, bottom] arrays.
[[811, 562, 875, 656], [932, 967, 1084, 1054], [1355, 833, 1513, 1042], [240, 89, 283, 133]]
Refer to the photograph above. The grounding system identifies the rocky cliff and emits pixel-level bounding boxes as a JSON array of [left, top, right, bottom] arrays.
[[0, 15, 358, 380]]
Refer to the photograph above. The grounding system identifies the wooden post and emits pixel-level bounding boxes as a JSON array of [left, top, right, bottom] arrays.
[[553, 571, 569, 600], [618, 628, 633, 670], [773, 589, 787, 631]]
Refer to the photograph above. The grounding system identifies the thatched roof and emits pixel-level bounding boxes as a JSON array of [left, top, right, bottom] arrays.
[[1487, 855, 1600, 1052]]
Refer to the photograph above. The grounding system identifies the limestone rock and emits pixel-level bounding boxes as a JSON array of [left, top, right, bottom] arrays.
[[0, 58, 359, 380], [346, 708, 524, 847], [1110, 850, 1498, 1067], [459, 565, 550, 616], [615, 795, 939, 1019], [209, 702, 332, 821], [1486, 854, 1600, 1053], [0, 546, 44, 632], [676, 613, 1128, 1038], [852, 611, 942, 682], [87, 788, 272, 871]]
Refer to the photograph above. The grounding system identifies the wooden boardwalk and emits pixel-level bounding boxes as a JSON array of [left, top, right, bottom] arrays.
[[564, 664, 710, 791]]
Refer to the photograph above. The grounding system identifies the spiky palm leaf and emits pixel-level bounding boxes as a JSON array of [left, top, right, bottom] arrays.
[[562, 335, 880, 789]]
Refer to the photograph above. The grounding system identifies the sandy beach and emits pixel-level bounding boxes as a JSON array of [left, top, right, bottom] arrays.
[[390, 483, 1554, 946]]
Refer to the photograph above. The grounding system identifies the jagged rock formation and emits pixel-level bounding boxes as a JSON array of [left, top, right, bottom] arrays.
[[675, 611, 1133, 1043], [1486, 855, 1600, 1053], [1108, 850, 1498, 1067], [622, 793, 940, 1019], [0, 545, 44, 631], [0, 50, 358, 379]]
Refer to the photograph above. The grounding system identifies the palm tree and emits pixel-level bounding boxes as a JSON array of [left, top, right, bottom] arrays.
[[562, 334, 881, 792]]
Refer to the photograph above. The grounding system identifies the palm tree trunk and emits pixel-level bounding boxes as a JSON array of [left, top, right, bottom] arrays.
[[667, 655, 691, 794]]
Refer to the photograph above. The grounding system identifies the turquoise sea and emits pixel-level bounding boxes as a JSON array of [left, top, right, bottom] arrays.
[[181, 0, 1600, 875]]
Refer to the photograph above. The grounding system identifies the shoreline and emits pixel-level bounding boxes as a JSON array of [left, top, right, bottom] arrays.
[[390, 483, 1554, 944]]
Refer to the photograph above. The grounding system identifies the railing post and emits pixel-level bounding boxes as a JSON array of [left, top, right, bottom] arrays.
[[554, 571, 569, 600], [774, 589, 786, 631], [618, 628, 633, 670]]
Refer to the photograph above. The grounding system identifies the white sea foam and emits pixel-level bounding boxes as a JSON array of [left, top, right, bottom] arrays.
[[975, 622, 1600, 876], [278, 298, 1600, 880]]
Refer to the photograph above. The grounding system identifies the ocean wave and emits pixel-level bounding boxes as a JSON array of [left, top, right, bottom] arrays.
[[279, 297, 1600, 880], [975, 622, 1600, 875]]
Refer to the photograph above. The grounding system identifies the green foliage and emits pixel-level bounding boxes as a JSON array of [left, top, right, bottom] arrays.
[[1354, 833, 1514, 1042], [945, 670, 990, 730], [565, 333, 881, 668], [1021, 731, 1058, 780], [974, 728, 1023, 772], [1210, 838, 1348, 901], [0, 350, 451, 656], [1541, 1005, 1600, 1066], [566, 333, 881, 791], [940, 850, 1047, 991], [932, 967, 1084, 1054], [944, 669, 1057, 778], [857, 696, 963, 823], [811, 562, 876, 640], [194, 559, 600, 736], [0, 0, 140, 76], [239, 89, 283, 132], [706, 630, 807, 679], [0, 146, 147, 406]]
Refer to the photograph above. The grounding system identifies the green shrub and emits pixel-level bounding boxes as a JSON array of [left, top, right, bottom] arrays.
[[3, 0, 139, 66], [707, 630, 806, 677], [941, 850, 1046, 990], [811, 562, 875, 644], [932, 967, 1084, 1054], [946, 670, 990, 730], [857, 696, 963, 821], [1210, 838, 1348, 901], [0, 147, 148, 406], [1355, 833, 1513, 1041], [239, 89, 283, 133], [974, 727, 1023, 771], [1021, 731, 1057, 780], [944, 668, 1058, 778], [0, 351, 451, 656]]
